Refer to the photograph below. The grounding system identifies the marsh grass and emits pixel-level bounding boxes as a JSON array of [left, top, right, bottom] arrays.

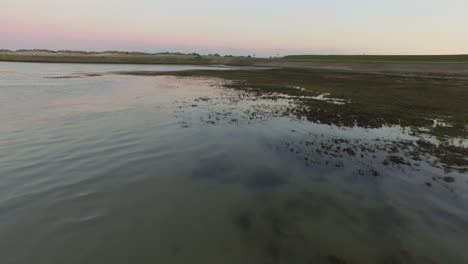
[[281, 55, 468, 63], [115, 68, 468, 139]]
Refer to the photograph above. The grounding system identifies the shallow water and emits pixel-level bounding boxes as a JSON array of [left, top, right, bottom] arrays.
[[0, 62, 467, 264]]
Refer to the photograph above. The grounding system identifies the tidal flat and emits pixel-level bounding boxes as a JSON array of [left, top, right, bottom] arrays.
[[0, 62, 467, 264]]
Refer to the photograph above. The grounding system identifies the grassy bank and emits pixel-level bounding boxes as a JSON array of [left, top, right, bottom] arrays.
[[281, 55, 468, 63]]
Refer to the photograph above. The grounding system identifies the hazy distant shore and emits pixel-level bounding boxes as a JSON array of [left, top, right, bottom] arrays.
[[1, 50, 468, 76]]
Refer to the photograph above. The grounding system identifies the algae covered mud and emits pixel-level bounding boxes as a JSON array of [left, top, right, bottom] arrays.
[[1, 62, 467, 264]]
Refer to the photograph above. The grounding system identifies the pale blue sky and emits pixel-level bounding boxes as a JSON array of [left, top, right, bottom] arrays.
[[2, 0, 467, 56]]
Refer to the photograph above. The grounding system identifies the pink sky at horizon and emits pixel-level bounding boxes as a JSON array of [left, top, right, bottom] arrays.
[[2, 0, 468, 56], [1, 6, 313, 55], [1, 10, 234, 50]]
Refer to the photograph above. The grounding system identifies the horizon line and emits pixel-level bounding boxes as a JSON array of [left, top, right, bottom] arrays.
[[1, 49, 468, 57]]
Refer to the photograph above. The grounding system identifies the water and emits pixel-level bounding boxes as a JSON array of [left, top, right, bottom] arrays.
[[0, 62, 467, 264]]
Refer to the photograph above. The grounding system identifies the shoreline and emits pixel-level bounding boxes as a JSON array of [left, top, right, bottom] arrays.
[[2, 50, 468, 76]]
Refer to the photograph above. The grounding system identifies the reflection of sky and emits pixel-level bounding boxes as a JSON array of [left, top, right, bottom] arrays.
[[2, 0, 468, 56]]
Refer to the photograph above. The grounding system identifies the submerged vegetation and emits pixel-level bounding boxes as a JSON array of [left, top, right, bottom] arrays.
[[112, 68, 468, 174], [3, 61, 467, 263], [115, 68, 468, 139], [10, 58, 468, 177]]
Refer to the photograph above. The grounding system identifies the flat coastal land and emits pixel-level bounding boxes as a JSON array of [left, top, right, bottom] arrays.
[[2, 50, 468, 77]]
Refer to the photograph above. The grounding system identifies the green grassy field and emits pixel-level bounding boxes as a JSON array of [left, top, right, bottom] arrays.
[[281, 55, 468, 63]]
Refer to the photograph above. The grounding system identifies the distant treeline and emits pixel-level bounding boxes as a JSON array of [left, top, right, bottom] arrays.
[[1, 49, 199, 56], [0, 49, 244, 58], [0, 49, 262, 66]]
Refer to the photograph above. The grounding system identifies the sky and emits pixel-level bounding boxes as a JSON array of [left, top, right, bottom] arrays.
[[1, 0, 468, 56]]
